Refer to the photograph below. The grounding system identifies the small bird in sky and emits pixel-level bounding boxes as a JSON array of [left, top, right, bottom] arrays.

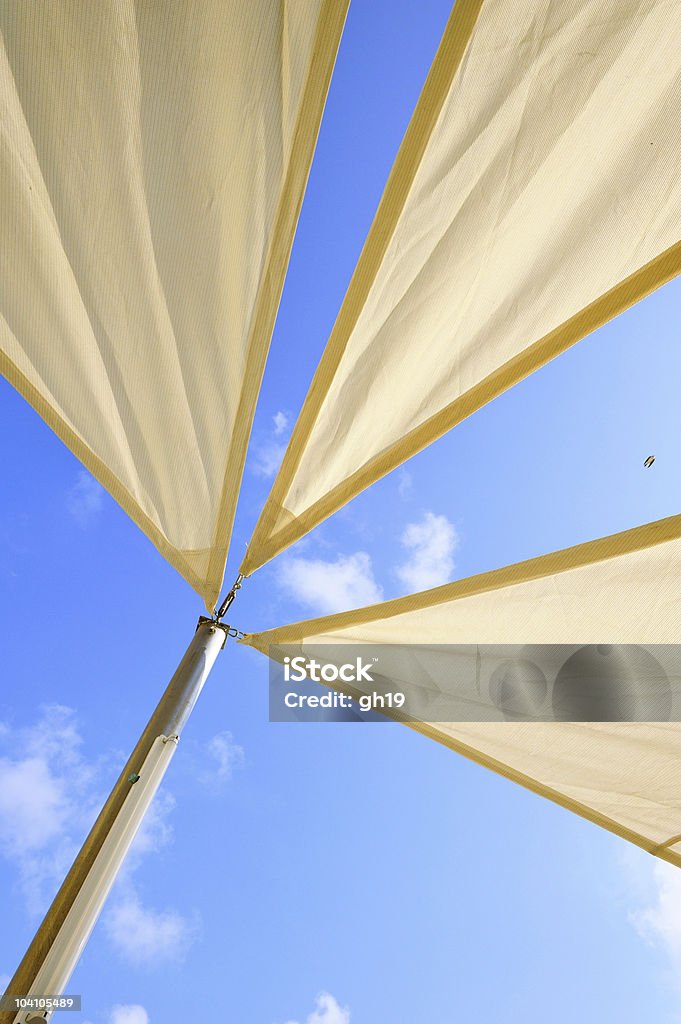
[[644, 455, 655, 468]]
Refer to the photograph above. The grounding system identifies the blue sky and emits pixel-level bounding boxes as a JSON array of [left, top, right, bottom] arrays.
[[2, 2, 681, 1023]]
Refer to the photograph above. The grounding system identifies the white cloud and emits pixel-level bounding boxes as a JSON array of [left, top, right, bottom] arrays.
[[102, 789, 199, 965], [205, 731, 245, 782], [104, 796, 199, 966], [22, 703, 85, 767], [0, 973, 10, 992], [395, 512, 458, 592], [631, 859, 681, 980], [284, 992, 350, 1024], [253, 441, 287, 479], [278, 552, 383, 615], [252, 412, 291, 478], [273, 411, 289, 436], [397, 469, 413, 500], [0, 707, 199, 966], [104, 893, 198, 965], [0, 756, 71, 852], [110, 1005, 149, 1024], [127, 790, 175, 865], [66, 470, 105, 526], [0, 706, 103, 915]]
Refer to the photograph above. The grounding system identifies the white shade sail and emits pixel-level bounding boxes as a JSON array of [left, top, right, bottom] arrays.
[[245, 514, 681, 865], [242, 0, 681, 575], [0, 0, 348, 609]]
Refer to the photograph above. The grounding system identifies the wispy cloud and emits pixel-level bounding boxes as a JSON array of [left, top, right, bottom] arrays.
[[284, 992, 350, 1024], [253, 442, 287, 479], [109, 1005, 149, 1024], [104, 893, 199, 966], [204, 731, 245, 782], [395, 512, 458, 592], [0, 706, 104, 915], [273, 411, 289, 436], [102, 786, 200, 966], [66, 470, 105, 526], [0, 707, 209, 967], [252, 411, 291, 478], [0, 973, 10, 994], [126, 790, 175, 866], [631, 858, 681, 989], [278, 552, 383, 615], [397, 469, 413, 500]]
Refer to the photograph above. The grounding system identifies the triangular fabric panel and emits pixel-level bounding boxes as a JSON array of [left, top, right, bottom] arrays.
[[242, 0, 681, 575], [244, 514, 681, 866], [0, 0, 348, 609]]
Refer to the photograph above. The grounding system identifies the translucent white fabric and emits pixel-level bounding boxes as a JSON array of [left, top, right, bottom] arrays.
[[245, 515, 681, 865], [0, 1, 348, 607], [243, 0, 681, 574]]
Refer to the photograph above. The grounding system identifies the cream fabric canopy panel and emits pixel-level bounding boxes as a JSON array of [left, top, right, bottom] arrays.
[[0, 0, 348, 609], [242, 0, 681, 575], [245, 514, 681, 866]]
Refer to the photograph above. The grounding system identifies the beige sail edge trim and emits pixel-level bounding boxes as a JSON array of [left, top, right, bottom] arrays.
[[402, 720, 681, 871], [0, 347, 214, 597], [241, 638, 681, 869], [241, 0, 487, 576], [0, 0, 349, 611], [203, 0, 350, 608], [242, 239, 681, 575], [243, 511, 681, 646]]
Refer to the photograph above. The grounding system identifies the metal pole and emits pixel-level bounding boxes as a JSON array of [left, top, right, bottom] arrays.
[[1, 618, 229, 1024]]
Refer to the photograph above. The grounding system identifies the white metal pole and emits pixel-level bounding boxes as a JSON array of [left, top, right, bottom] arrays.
[[1, 618, 229, 1024], [14, 736, 178, 1024]]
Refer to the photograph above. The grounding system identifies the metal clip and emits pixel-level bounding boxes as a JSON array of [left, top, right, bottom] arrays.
[[197, 615, 245, 643], [214, 573, 245, 621], [224, 625, 246, 641]]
